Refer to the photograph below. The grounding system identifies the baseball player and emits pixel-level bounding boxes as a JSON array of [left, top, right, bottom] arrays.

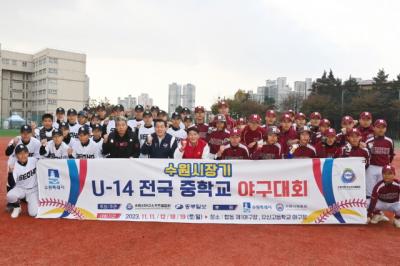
[[7, 144, 39, 218], [70, 126, 101, 159], [90, 124, 104, 157], [207, 114, 230, 159], [34, 113, 55, 141], [286, 110, 296, 122], [236, 117, 247, 131], [128, 104, 145, 130], [313, 118, 331, 145], [358, 111, 374, 142], [209, 101, 236, 130], [96, 104, 108, 136], [167, 112, 188, 142], [174, 127, 210, 159], [294, 112, 307, 131], [339, 128, 370, 168], [179, 107, 191, 129], [150, 106, 160, 119], [315, 128, 341, 158], [368, 165, 400, 228], [137, 111, 155, 158], [365, 119, 395, 198], [183, 115, 195, 130], [216, 128, 249, 160], [278, 113, 298, 157], [53, 107, 66, 129], [40, 129, 70, 159], [67, 108, 81, 139], [241, 114, 265, 155], [287, 126, 316, 159], [252, 126, 283, 160], [336, 115, 355, 146], [194, 106, 209, 140], [106, 104, 125, 134], [263, 110, 277, 129], [156, 110, 168, 122]]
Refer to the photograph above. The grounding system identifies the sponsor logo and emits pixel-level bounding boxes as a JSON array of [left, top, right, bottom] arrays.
[[213, 204, 237, 211], [45, 169, 65, 190], [126, 203, 134, 210], [175, 204, 184, 210], [341, 168, 356, 183], [134, 203, 171, 210], [96, 213, 122, 219], [97, 204, 121, 210], [243, 202, 251, 213], [275, 203, 284, 212]]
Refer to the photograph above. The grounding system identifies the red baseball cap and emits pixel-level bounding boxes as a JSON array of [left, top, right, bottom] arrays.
[[374, 119, 387, 128], [360, 111, 372, 120], [325, 128, 336, 137], [230, 128, 241, 137], [341, 115, 354, 124], [286, 110, 295, 116], [347, 128, 361, 137], [194, 106, 205, 113], [310, 112, 322, 120], [218, 101, 229, 108], [295, 112, 306, 120], [267, 126, 280, 135], [280, 114, 292, 122], [248, 114, 261, 123], [265, 109, 276, 118], [382, 165, 396, 175], [319, 118, 331, 127], [237, 117, 246, 125]]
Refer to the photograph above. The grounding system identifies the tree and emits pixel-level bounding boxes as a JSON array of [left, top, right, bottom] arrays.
[[373, 68, 389, 86]]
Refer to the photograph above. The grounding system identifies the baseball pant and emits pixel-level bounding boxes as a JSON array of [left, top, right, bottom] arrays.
[[7, 186, 39, 217], [366, 165, 383, 197]]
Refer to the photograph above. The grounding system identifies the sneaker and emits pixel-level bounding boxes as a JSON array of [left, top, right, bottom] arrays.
[[380, 213, 390, 222], [5, 203, 13, 213], [11, 207, 21, 218], [394, 219, 400, 228], [370, 214, 388, 224]]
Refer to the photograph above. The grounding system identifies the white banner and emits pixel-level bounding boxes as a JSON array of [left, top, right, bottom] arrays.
[[37, 158, 367, 224]]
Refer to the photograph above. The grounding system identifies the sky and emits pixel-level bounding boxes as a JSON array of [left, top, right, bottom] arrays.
[[1, 0, 400, 110]]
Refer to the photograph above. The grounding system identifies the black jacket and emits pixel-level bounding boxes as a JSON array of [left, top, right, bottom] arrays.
[[140, 133, 177, 158], [102, 130, 140, 158]]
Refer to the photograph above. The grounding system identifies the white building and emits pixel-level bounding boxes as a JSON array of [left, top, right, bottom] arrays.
[[294, 81, 307, 100], [0, 43, 88, 125], [182, 83, 196, 111], [305, 78, 312, 96], [118, 94, 137, 110], [138, 93, 153, 109], [168, 82, 181, 114]]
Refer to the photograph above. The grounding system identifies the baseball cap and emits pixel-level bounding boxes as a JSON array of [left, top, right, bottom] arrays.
[[216, 114, 227, 123], [157, 110, 167, 117], [360, 112, 372, 120], [78, 126, 90, 135], [52, 128, 63, 137], [280, 114, 291, 122], [67, 108, 77, 116], [150, 106, 160, 112], [286, 109, 295, 116], [237, 117, 246, 125], [218, 101, 229, 108], [20, 125, 32, 133], [267, 126, 280, 135], [143, 110, 152, 117], [382, 165, 396, 175], [56, 107, 65, 114], [298, 125, 311, 134], [319, 118, 331, 127], [374, 119, 387, 128], [347, 128, 361, 137], [265, 110, 276, 117], [135, 105, 144, 112], [310, 112, 322, 120], [181, 107, 191, 114], [171, 112, 181, 119], [186, 126, 199, 134], [341, 115, 354, 124], [195, 106, 205, 113], [114, 104, 124, 112], [325, 128, 336, 137], [230, 128, 241, 137], [15, 144, 28, 154], [184, 115, 193, 122], [91, 124, 102, 131], [59, 122, 69, 129], [295, 112, 306, 120], [78, 110, 88, 117], [248, 114, 261, 123]]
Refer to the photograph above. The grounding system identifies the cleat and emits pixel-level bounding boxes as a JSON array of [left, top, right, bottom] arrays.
[[370, 214, 388, 224], [11, 207, 21, 219], [394, 219, 400, 228]]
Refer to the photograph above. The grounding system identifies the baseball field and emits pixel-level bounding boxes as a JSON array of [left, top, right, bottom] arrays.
[[0, 135, 399, 265]]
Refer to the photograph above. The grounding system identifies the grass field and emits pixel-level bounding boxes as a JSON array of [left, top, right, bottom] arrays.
[[0, 129, 19, 137]]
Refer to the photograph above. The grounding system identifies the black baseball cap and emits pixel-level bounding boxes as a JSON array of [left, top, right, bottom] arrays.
[[181, 107, 191, 114], [186, 126, 199, 134], [157, 110, 167, 116], [171, 112, 181, 119], [113, 104, 124, 112], [78, 110, 88, 117], [184, 115, 193, 122], [56, 107, 65, 114], [15, 144, 28, 154], [143, 110, 152, 117], [91, 123, 102, 131], [67, 108, 77, 116], [150, 106, 160, 112], [52, 129, 63, 137], [20, 125, 32, 133], [59, 122, 69, 129], [78, 126, 90, 135], [135, 105, 144, 112]]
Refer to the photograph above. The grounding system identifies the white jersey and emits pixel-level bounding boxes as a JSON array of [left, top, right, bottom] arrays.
[[179, 121, 185, 129], [13, 157, 38, 189], [7, 137, 41, 167], [167, 127, 187, 142], [68, 123, 81, 139], [71, 139, 101, 159], [35, 126, 55, 141], [128, 119, 145, 130], [42, 141, 69, 159], [52, 120, 65, 129], [91, 137, 104, 157], [106, 120, 115, 134], [138, 125, 155, 147]]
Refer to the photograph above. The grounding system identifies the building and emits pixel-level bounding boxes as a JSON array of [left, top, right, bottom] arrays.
[[118, 94, 137, 110], [294, 81, 307, 100], [182, 83, 196, 111], [305, 78, 312, 96], [138, 93, 153, 109], [0, 43, 88, 125], [168, 82, 181, 114]]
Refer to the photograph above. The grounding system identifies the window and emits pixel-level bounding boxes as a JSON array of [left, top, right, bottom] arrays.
[[48, 89, 57, 94], [12, 60, 17, 65], [48, 99, 57, 105], [48, 68, 58, 74], [48, 57, 58, 64], [2, 58, 10, 64], [22, 61, 27, 67]]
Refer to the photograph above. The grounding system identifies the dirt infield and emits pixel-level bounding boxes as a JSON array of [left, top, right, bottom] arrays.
[[0, 137, 399, 265]]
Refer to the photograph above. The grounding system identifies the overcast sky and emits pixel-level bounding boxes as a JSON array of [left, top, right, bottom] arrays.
[[1, 0, 400, 110]]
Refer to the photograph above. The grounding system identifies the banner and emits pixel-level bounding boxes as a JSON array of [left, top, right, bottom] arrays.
[[37, 158, 367, 224]]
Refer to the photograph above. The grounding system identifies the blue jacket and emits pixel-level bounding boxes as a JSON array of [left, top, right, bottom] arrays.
[[140, 133, 178, 158]]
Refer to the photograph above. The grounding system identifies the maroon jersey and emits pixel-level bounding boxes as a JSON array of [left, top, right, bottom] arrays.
[[289, 144, 316, 158], [336, 132, 347, 146], [278, 127, 298, 156], [241, 126, 265, 155], [366, 136, 395, 166], [195, 123, 209, 140], [315, 142, 341, 158], [210, 115, 236, 130], [310, 126, 320, 145], [251, 143, 283, 160], [207, 128, 230, 154], [219, 143, 249, 160], [368, 180, 400, 215], [358, 126, 374, 142], [339, 144, 370, 168]]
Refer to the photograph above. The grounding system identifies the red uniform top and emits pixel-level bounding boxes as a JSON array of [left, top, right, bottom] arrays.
[[210, 115, 236, 130], [315, 142, 341, 158], [195, 123, 209, 140], [251, 143, 283, 160], [339, 144, 370, 168], [219, 143, 249, 160], [368, 180, 400, 216], [207, 128, 230, 154], [366, 136, 395, 166], [182, 139, 208, 159], [358, 126, 374, 142], [278, 127, 298, 156], [289, 144, 317, 158], [336, 132, 347, 146], [310, 126, 319, 145], [241, 126, 265, 155]]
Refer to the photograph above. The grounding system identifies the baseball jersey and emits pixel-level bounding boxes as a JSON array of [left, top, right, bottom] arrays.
[[209, 115, 236, 130], [195, 123, 209, 140], [339, 144, 370, 167], [41, 141, 70, 159], [35, 127, 55, 141], [218, 143, 249, 160], [53, 119, 65, 129], [128, 119, 145, 130], [71, 139, 101, 159], [315, 142, 341, 158], [138, 125, 155, 147], [207, 128, 230, 154], [368, 180, 400, 214], [167, 126, 187, 142], [241, 126, 265, 155], [288, 144, 317, 159], [278, 127, 298, 156], [251, 143, 283, 160], [336, 131, 348, 146], [106, 119, 116, 134], [91, 137, 104, 158], [366, 136, 395, 166], [68, 122, 81, 139], [358, 126, 374, 142], [13, 157, 38, 189], [7, 137, 41, 167]]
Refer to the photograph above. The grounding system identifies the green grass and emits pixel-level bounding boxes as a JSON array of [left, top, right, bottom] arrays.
[[0, 129, 19, 137]]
